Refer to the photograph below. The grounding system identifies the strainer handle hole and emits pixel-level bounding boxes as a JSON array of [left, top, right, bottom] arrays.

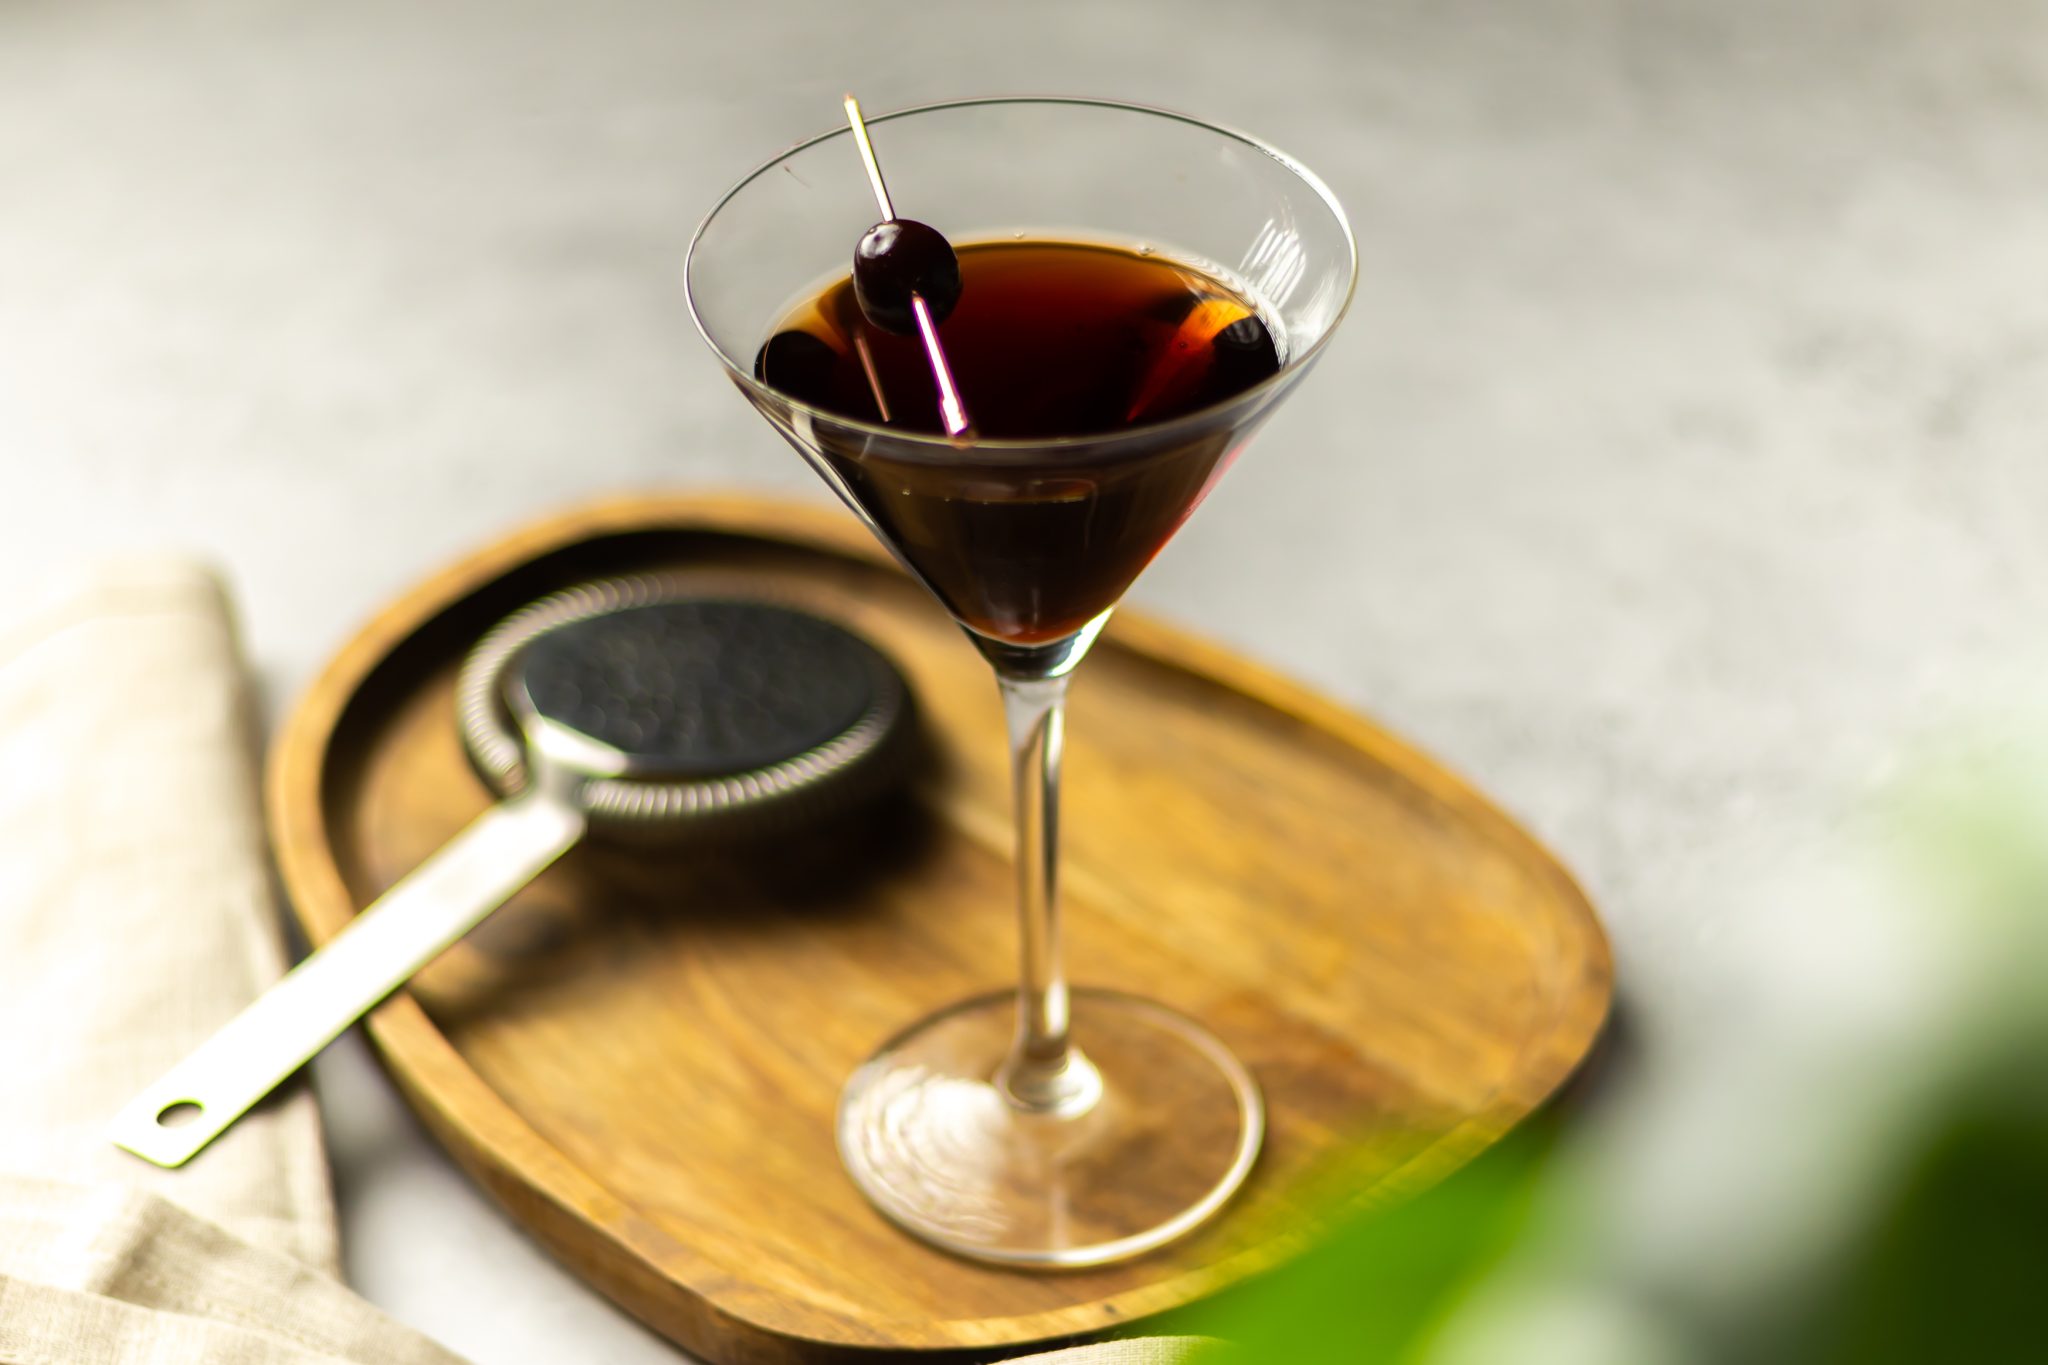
[[156, 1100, 204, 1128]]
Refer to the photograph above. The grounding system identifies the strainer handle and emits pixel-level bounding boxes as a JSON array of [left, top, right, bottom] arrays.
[[109, 792, 587, 1167]]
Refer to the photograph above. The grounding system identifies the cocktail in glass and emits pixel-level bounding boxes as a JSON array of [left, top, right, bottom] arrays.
[[685, 97, 1355, 1267]]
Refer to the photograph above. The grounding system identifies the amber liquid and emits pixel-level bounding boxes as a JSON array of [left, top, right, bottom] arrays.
[[756, 239, 1284, 644]]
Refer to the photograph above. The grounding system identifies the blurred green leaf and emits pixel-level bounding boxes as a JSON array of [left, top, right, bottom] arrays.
[[1792, 1056, 2048, 1365], [1165, 1126, 1554, 1365]]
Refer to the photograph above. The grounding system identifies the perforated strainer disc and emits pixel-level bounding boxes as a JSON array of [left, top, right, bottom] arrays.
[[456, 575, 912, 836]]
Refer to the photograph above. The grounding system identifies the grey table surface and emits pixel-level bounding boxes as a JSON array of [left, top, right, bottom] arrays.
[[6, 1, 2047, 1360]]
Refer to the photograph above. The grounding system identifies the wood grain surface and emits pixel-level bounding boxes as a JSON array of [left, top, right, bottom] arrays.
[[267, 493, 1611, 1363]]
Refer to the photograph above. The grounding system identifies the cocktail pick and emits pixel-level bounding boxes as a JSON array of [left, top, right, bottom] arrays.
[[842, 94, 974, 438]]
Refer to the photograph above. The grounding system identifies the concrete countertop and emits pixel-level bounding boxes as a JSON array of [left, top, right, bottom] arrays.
[[6, 1, 2046, 1359]]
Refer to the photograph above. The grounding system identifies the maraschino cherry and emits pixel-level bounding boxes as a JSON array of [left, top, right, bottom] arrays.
[[853, 219, 962, 336], [842, 95, 974, 437]]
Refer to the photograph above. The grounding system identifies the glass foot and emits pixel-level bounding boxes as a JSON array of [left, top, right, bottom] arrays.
[[837, 987, 1263, 1268]]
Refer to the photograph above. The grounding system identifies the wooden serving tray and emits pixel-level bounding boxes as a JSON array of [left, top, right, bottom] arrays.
[[269, 494, 1610, 1364]]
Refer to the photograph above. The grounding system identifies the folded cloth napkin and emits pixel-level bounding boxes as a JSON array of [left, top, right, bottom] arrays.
[[0, 561, 1205, 1365], [0, 562, 460, 1364]]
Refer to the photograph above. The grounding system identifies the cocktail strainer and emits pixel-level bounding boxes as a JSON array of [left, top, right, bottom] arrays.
[[113, 575, 912, 1167]]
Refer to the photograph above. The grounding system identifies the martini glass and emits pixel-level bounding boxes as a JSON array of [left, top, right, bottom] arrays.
[[685, 97, 1355, 1267]]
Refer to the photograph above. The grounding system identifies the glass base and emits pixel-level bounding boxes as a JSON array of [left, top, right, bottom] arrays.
[[837, 988, 1263, 1268]]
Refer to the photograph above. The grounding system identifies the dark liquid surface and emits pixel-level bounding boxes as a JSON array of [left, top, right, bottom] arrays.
[[755, 239, 1285, 644], [759, 240, 1281, 439]]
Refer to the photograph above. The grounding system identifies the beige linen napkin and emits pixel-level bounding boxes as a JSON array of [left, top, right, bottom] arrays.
[[0, 560, 1204, 1365], [0, 562, 460, 1364]]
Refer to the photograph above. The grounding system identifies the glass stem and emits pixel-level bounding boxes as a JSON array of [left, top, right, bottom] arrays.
[[994, 670, 1103, 1116]]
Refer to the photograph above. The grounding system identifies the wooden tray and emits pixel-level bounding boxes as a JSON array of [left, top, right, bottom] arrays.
[[269, 494, 1610, 1364]]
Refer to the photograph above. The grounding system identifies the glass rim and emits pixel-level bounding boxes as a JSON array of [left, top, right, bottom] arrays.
[[683, 94, 1360, 461]]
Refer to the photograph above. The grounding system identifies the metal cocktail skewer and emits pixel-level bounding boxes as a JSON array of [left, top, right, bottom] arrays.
[[842, 94, 973, 438], [850, 332, 892, 422]]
